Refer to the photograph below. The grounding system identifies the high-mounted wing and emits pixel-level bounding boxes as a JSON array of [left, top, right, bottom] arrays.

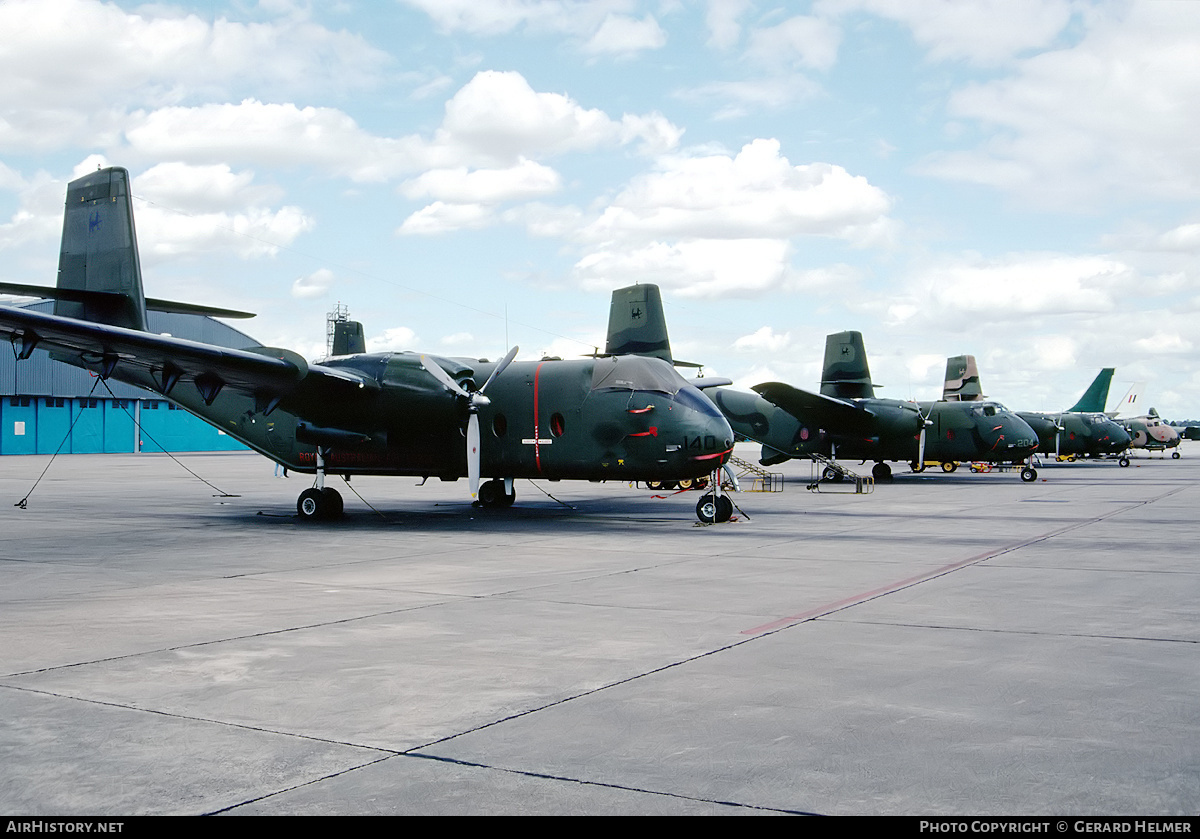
[[0, 303, 376, 407], [751, 381, 879, 435]]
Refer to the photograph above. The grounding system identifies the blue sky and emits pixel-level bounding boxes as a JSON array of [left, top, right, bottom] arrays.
[[2, 0, 1198, 417]]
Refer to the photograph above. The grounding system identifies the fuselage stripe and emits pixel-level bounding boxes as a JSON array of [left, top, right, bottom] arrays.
[[533, 361, 545, 473]]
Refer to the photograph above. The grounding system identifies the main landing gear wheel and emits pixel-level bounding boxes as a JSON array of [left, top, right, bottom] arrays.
[[1020, 466, 1038, 482], [821, 466, 844, 482], [297, 487, 344, 520], [1119, 457, 1130, 467], [696, 493, 733, 524], [872, 462, 892, 481], [478, 478, 516, 509], [1172, 451, 1181, 459]]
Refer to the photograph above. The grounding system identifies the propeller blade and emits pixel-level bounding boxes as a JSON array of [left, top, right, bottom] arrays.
[[421, 355, 469, 399], [479, 345, 519, 394], [467, 412, 481, 497], [918, 425, 927, 465]]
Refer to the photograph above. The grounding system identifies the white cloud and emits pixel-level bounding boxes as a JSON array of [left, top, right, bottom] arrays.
[[397, 0, 634, 39], [1133, 332, 1192, 355], [734, 326, 794, 354], [0, 0, 389, 151], [746, 15, 841, 71], [124, 162, 313, 263], [583, 139, 892, 243], [575, 238, 792, 298], [134, 162, 283, 213], [903, 254, 1128, 323], [916, 2, 1200, 205], [705, 0, 752, 50], [822, 0, 1074, 66], [582, 14, 667, 57], [1153, 223, 1200, 254], [398, 202, 493, 236], [568, 139, 893, 298], [676, 75, 823, 120], [440, 331, 476, 348], [123, 100, 419, 181], [400, 160, 562, 203], [439, 71, 681, 163], [121, 71, 681, 185], [292, 269, 335, 300], [367, 327, 420, 353], [136, 204, 313, 262]]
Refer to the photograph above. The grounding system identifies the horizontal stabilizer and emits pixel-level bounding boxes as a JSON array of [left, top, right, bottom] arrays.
[[691, 377, 733, 389], [0, 282, 255, 319], [752, 381, 878, 434]]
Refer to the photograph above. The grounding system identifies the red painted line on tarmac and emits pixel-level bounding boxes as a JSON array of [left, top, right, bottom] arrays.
[[740, 486, 1189, 636]]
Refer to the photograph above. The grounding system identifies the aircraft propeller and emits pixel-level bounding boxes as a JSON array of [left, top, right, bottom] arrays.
[[917, 404, 933, 466], [421, 346, 519, 497]]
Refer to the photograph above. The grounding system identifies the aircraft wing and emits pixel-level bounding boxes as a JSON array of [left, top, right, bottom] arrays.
[[752, 381, 878, 435], [0, 304, 377, 403]]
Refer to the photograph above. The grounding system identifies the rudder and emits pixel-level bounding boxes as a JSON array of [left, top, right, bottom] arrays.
[[943, 354, 984, 401], [605, 283, 673, 363], [55, 167, 148, 331], [1066, 368, 1113, 413], [820, 331, 874, 400]]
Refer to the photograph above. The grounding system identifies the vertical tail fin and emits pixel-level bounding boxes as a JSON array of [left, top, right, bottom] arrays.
[[605, 283, 673, 362], [820, 331, 874, 400], [55, 167, 148, 331], [331, 320, 366, 355], [1109, 382, 1145, 418], [943, 354, 984, 401], [1066, 368, 1113, 413]]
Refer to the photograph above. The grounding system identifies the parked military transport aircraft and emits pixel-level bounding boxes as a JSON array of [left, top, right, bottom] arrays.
[[1106, 382, 1182, 457], [601, 284, 1040, 481], [0, 168, 734, 521], [940, 357, 1131, 464]]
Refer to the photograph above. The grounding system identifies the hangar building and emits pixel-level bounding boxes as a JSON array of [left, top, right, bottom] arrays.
[[1, 300, 258, 455]]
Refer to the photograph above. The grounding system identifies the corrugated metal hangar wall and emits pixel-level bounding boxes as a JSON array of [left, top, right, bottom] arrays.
[[1, 301, 261, 455]]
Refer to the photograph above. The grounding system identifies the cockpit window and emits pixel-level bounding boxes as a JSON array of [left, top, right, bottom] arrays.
[[970, 401, 1009, 417], [591, 355, 687, 395]]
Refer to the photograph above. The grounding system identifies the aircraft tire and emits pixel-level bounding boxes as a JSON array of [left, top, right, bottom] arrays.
[[941, 461, 957, 473], [478, 479, 507, 508], [1172, 451, 1181, 459], [821, 466, 840, 482], [320, 487, 344, 519], [696, 493, 733, 523], [297, 488, 326, 521], [871, 462, 892, 481], [1020, 466, 1037, 482], [1119, 457, 1130, 468]]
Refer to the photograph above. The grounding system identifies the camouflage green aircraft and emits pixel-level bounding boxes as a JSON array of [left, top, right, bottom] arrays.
[[941, 357, 1132, 465], [602, 285, 1040, 481], [0, 168, 734, 521]]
